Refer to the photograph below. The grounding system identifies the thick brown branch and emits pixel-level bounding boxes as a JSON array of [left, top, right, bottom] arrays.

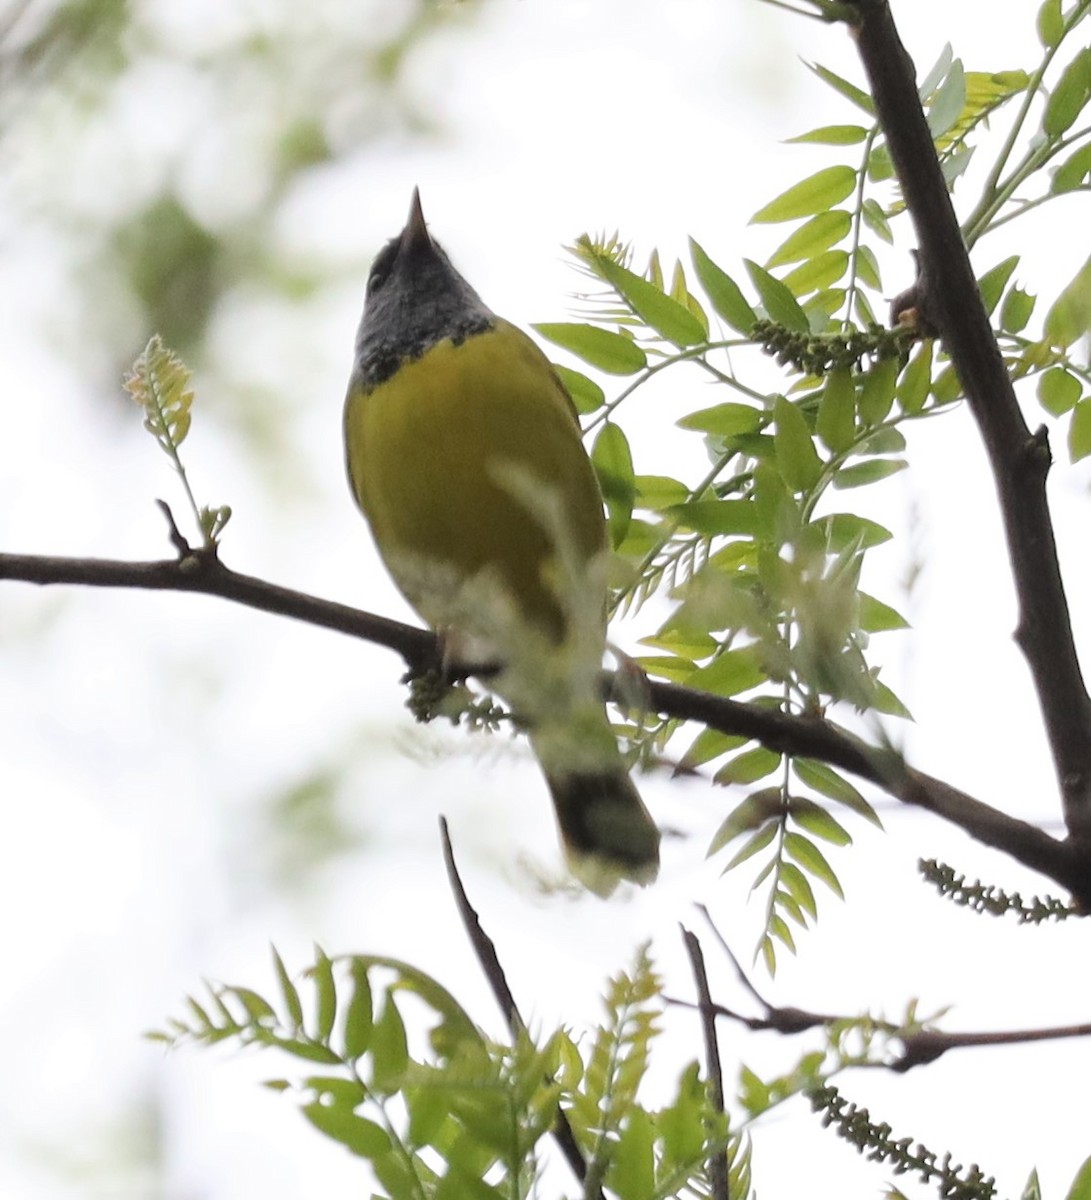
[[3, 546, 1090, 900], [846, 0, 1091, 840]]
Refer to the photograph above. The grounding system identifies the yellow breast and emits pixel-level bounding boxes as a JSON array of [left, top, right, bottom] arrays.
[[344, 319, 607, 644]]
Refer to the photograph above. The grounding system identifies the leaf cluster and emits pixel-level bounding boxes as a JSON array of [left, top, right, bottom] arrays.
[[150, 945, 751, 1200]]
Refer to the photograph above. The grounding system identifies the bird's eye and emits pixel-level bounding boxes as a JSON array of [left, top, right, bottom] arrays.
[[366, 242, 399, 297]]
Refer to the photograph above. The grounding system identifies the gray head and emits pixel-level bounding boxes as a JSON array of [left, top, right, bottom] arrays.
[[353, 189, 494, 389]]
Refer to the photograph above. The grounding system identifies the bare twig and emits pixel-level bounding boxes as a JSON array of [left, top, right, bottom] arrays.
[[681, 926, 730, 1200], [438, 818, 595, 1196], [439, 816, 524, 1033], [845, 0, 1091, 842], [894, 1020, 1091, 1071], [669, 910, 1091, 1071], [155, 499, 193, 558]]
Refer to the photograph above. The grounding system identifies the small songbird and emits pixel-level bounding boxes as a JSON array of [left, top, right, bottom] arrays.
[[343, 190, 660, 895]]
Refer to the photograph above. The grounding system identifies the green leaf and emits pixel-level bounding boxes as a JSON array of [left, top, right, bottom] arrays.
[[1064, 1155, 1091, 1200], [872, 679, 912, 719], [780, 861, 818, 919], [783, 832, 844, 897], [773, 395, 822, 492], [854, 290, 878, 326], [680, 727, 749, 772], [854, 245, 882, 291], [859, 426, 905, 455], [657, 1063, 707, 1164], [767, 211, 852, 268], [745, 261, 809, 331], [1039, 367, 1082, 416], [926, 59, 966, 139], [666, 499, 767, 537], [310, 946, 336, 1044], [302, 1104, 392, 1159], [1037, 0, 1063, 48], [670, 259, 710, 337], [918, 44, 954, 101], [264, 1034, 341, 1064], [689, 239, 758, 333], [1053, 142, 1091, 193], [804, 61, 875, 115], [342, 960, 374, 1060], [272, 947, 304, 1031], [722, 821, 778, 872], [553, 364, 604, 414], [769, 912, 797, 952], [783, 250, 849, 296], [977, 256, 1019, 315], [932, 365, 962, 404], [806, 288, 847, 324], [861, 198, 893, 243], [788, 797, 852, 846], [607, 1108, 656, 1200], [1045, 255, 1091, 347], [812, 512, 893, 550], [857, 591, 909, 635], [691, 647, 767, 696], [752, 166, 857, 224], [677, 402, 762, 437], [1044, 49, 1091, 137], [1000, 286, 1036, 334], [787, 124, 869, 145], [594, 422, 636, 547], [896, 340, 933, 414], [714, 747, 781, 786], [1068, 398, 1091, 462], [230, 986, 277, 1024], [857, 356, 898, 426], [708, 787, 783, 854], [533, 323, 647, 374], [124, 334, 195, 456], [595, 257, 708, 345], [817, 366, 856, 453], [793, 757, 882, 825], [370, 993, 409, 1094], [833, 459, 906, 489], [634, 474, 689, 510], [866, 142, 895, 183]]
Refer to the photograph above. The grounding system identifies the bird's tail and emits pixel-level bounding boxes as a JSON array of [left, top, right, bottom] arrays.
[[538, 754, 660, 897]]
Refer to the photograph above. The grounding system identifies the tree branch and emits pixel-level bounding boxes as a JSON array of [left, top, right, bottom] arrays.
[[0, 545, 437, 673], [845, 0, 1091, 842], [681, 927, 730, 1200], [3, 544, 1090, 900], [665, 907, 1091, 1072], [438, 817, 596, 1195]]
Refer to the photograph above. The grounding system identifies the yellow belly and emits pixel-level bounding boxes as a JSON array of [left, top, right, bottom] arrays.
[[344, 319, 607, 644]]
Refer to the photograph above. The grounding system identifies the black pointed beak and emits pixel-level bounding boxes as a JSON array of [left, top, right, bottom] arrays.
[[402, 188, 431, 253]]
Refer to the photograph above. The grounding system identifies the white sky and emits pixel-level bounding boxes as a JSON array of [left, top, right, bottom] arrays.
[[1, 0, 1089, 1198]]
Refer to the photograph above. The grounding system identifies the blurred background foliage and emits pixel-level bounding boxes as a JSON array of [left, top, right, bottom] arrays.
[[2, 0, 481, 480]]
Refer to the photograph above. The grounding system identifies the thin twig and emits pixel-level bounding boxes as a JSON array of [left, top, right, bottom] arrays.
[[438, 818, 596, 1196], [155, 499, 193, 557], [439, 816, 524, 1033], [681, 926, 730, 1200], [670, 910, 1091, 1070]]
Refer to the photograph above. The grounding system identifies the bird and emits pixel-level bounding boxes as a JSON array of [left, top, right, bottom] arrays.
[[343, 189, 660, 895]]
